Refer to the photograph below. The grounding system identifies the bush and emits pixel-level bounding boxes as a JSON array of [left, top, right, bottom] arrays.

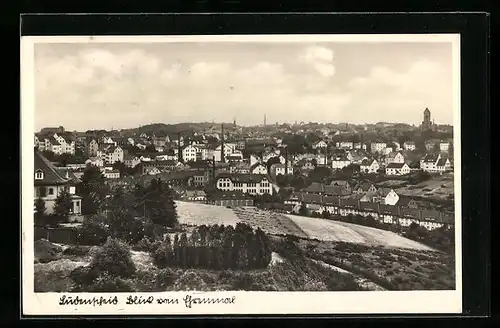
[[133, 236, 155, 252], [62, 245, 91, 256], [77, 219, 109, 246], [85, 272, 135, 292], [154, 268, 178, 290], [172, 270, 208, 291], [34, 239, 63, 263], [90, 238, 136, 278], [232, 273, 255, 291]]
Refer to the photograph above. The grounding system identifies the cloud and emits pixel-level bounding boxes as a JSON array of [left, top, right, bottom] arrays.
[[299, 46, 336, 77], [33, 44, 452, 130]]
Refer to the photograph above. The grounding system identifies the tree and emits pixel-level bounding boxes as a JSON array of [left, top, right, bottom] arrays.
[[79, 166, 107, 215], [145, 144, 157, 153], [141, 178, 178, 227], [34, 197, 47, 226], [54, 189, 73, 221], [298, 204, 308, 216]]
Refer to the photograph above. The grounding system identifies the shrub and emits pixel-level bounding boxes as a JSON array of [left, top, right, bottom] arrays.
[[77, 219, 109, 246], [232, 273, 255, 291], [90, 238, 136, 278], [69, 265, 98, 288], [303, 280, 328, 291], [62, 245, 91, 256], [85, 272, 135, 292], [172, 270, 207, 291], [34, 239, 63, 263], [154, 268, 178, 291], [133, 236, 155, 252]]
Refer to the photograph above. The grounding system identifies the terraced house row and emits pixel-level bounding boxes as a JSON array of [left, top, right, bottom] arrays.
[[285, 193, 454, 231]]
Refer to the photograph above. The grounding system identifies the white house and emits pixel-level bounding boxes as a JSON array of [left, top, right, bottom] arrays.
[[312, 140, 328, 149], [271, 163, 294, 176], [85, 157, 104, 168], [385, 151, 405, 165], [403, 141, 416, 151], [336, 141, 354, 149], [360, 159, 380, 174], [97, 145, 124, 165], [251, 163, 268, 175], [370, 142, 387, 154], [53, 133, 76, 155], [250, 154, 261, 166], [103, 169, 120, 179], [216, 173, 273, 195], [385, 162, 411, 176], [420, 153, 451, 173], [331, 155, 350, 170], [440, 142, 451, 153], [374, 188, 399, 206], [182, 144, 201, 162]]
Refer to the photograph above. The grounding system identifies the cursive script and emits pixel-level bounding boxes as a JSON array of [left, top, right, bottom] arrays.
[[183, 294, 236, 308], [59, 295, 118, 307]]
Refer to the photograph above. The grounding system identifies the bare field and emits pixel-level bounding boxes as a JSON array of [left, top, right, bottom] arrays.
[[396, 174, 454, 199], [175, 201, 241, 227]]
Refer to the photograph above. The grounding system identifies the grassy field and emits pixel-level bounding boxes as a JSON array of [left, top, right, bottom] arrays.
[[395, 173, 455, 200], [174, 201, 432, 251], [286, 214, 434, 251], [175, 201, 241, 226]]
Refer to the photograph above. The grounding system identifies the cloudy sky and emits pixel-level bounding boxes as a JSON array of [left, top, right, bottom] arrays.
[[34, 41, 454, 131]]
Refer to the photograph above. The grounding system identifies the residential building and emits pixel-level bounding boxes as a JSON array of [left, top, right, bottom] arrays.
[[271, 163, 294, 176], [230, 162, 251, 174], [312, 140, 328, 149], [216, 173, 273, 195], [249, 154, 261, 166], [403, 141, 416, 151], [250, 163, 268, 175], [385, 162, 411, 176], [140, 159, 177, 175], [420, 153, 451, 173], [373, 188, 399, 206], [85, 157, 104, 168], [337, 141, 354, 150], [440, 141, 451, 153], [34, 151, 82, 216], [360, 159, 380, 174], [347, 150, 368, 164], [124, 155, 141, 168], [385, 151, 405, 165], [182, 190, 207, 203], [53, 133, 76, 155], [97, 145, 124, 165], [331, 154, 350, 170], [103, 169, 120, 179], [353, 183, 377, 194], [370, 142, 387, 154], [87, 138, 99, 156]]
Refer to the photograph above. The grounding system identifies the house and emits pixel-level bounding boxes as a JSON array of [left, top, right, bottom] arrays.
[[373, 188, 399, 206], [403, 141, 416, 151], [214, 143, 237, 162], [47, 137, 63, 155], [103, 169, 120, 179], [312, 140, 328, 149], [331, 154, 350, 170], [439, 141, 451, 153], [420, 209, 446, 230], [182, 144, 202, 162], [215, 173, 273, 195], [271, 163, 294, 176], [249, 154, 261, 166], [207, 190, 254, 207], [385, 151, 405, 165], [353, 142, 368, 150], [385, 162, 411, 176], [329, 180, 352, 194], [85, 157, 104, 168], [370, 142, 387, 154], [86, 138, 99, 156], [183, 190, 207, 203], [226, 151, 244, 162], [190, 169, 211, 187], [54, 133, 76, 155], [297, 159, 316, 172], [396, 196, 419, 208], [34, 151, 82, 216], [353, 183, 377, 194], [229, 162, 251, 174], [97, 145, 124, 165], [360, 159, 380, 174], [420, 153, 451, 173], [338, 141, 354, 150], [425, 140, 439, 152], [124, 155, 141, 168], [347, 150, 368, 164], [250, 163, 268, 175], [140, 159, 177, 175]]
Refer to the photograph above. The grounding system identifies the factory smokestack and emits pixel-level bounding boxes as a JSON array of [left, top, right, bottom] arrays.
[[220, 124, 225, 163], [285, 146, 289, 176], [177, 132, 183, 163], [212, 155, 216, 186]]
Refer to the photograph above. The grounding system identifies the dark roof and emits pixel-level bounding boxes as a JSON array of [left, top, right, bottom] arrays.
[[436, 158, 448, 166], [329, 180, 351, 188], [386, 162, 407, 169], [301, 182, 325, 194], [400, 207, 421, 219], [354, 183, 376, 192], [49, 137, 61, 146], [323, 195, 340, 206], [301, 193, 323, 204], [34, 151, 73, 185], [420, 209, 441, 222], [324, 185, 350, 196], [216, 173, 268, 183], [396, 196, 417, 207], [378, 204, 399, 215], [359, 202, 379, 212], [422, 153, 440, 163], [208, 190, 253, 200], [339, 198, 359, 208]]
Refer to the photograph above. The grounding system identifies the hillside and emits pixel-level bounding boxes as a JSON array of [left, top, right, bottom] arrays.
[[175, 201, 433, 251]]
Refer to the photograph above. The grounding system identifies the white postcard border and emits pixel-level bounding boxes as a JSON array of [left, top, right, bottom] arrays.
[[21, 33, 462, 316]]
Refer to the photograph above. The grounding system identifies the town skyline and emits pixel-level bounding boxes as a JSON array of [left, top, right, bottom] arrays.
[[34, 41, 454, 131]]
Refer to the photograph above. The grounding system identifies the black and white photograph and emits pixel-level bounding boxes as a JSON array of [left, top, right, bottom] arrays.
[[22, 34, 462, 315]]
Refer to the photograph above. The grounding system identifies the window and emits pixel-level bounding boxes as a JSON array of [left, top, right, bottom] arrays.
[[35, 170, 44, 180], [39, 187, 47, 197], [48, 188, 54, 195]]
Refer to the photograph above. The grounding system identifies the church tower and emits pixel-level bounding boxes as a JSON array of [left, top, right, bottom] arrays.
[[421, 108, 432, 131]]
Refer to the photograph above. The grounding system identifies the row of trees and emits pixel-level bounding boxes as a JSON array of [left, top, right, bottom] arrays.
[[153, 223, 272, 270], [34, 189, 74, 226]]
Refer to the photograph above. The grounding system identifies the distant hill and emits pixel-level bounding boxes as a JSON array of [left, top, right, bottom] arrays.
[[119, 122, 234, 136]]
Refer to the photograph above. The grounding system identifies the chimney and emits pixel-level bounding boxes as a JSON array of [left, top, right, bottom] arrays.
[[220, 124, 225, 163], [285, 146, 288, 176], [177, 133, 183, 163], [212, 155, 216, 186]]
